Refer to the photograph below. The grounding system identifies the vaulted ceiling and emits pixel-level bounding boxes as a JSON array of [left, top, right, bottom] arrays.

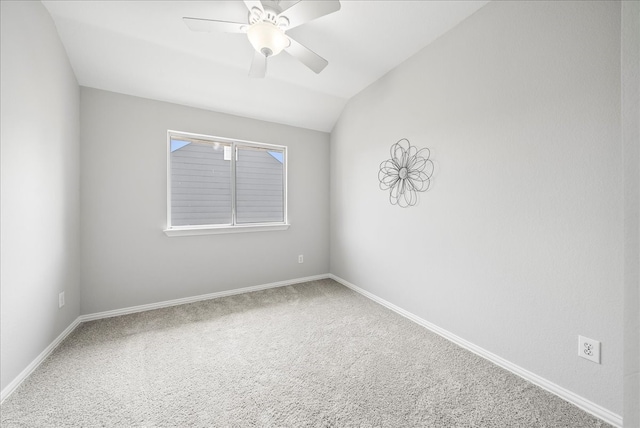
[[42, 1, 488, 132]]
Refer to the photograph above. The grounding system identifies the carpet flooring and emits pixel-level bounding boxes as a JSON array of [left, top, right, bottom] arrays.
[[1, 279, 612, 427]]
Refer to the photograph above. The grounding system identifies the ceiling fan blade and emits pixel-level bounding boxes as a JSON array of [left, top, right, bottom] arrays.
[[183, 17, 247, 33], [280, 0, 340, 29], [285, 37, 328, 74], [276, 0, 300, 13], [243, 0, 264, 13], [248, 51, 267, 78]]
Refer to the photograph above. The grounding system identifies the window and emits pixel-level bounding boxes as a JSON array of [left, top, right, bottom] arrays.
[[165, 131, 288, 236]]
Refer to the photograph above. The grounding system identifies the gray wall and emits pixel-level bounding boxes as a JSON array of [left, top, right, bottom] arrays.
[[330, 0, 623, 416], [1, 1, 81, 392], [622, 1, 640, 426], [80, 88, 330, 314]]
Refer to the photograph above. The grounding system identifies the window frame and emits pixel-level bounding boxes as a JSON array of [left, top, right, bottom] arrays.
[[164, 130, 289, 237]]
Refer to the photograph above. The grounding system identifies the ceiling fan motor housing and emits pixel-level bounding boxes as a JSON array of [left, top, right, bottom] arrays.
[[249, 7, 288, 28]]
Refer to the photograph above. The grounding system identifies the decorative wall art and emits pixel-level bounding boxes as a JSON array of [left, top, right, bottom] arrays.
[[378, 138, 434, 208]]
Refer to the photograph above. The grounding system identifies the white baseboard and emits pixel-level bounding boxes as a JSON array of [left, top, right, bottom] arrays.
[[1, 274, 330, 404], [6, 274, 619, 426], [329, 274, 623, 428], [80, 274, 330, 322], [1, 317, 81, 404]]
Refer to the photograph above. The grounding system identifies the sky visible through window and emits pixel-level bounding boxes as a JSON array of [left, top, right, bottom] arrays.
[[171, 138, 283, 164]]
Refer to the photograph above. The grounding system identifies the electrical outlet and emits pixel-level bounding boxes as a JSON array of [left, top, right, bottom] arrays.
[[58, 291, 65, 309], [578, 335, 600, 364], [298, 254, 304, 264]]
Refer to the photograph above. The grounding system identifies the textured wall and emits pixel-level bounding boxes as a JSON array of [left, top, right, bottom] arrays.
[[0, 1, 81, 393], [330, 1, 623, 415], [622, 1, 640, 426], [80, 88, 330, 314]]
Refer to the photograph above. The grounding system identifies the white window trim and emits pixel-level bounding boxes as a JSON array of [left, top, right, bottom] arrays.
[[164, 130, 289, 237], [164, 223, 290, 237]]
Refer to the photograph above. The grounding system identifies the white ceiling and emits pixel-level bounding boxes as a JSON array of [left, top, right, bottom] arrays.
[[42, 0, 488, 132]]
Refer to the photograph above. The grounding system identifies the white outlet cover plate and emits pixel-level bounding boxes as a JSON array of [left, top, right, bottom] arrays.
[[578, 335, 600, 364]]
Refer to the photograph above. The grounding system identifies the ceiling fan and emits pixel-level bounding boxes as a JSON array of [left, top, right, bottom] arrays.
[[183, 0, 341, 78]]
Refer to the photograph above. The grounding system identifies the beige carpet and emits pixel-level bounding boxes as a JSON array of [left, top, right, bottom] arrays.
[[1, 279, 612, 427]]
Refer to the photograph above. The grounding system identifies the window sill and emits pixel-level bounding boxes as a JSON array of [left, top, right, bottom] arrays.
[[164, 223, 290, 237]]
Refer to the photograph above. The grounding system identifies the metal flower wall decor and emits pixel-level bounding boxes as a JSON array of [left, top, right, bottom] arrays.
[[378, 138, 434, 208]]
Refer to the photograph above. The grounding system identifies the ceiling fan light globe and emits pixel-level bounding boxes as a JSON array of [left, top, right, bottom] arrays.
[[247, 21, 290, 57]]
